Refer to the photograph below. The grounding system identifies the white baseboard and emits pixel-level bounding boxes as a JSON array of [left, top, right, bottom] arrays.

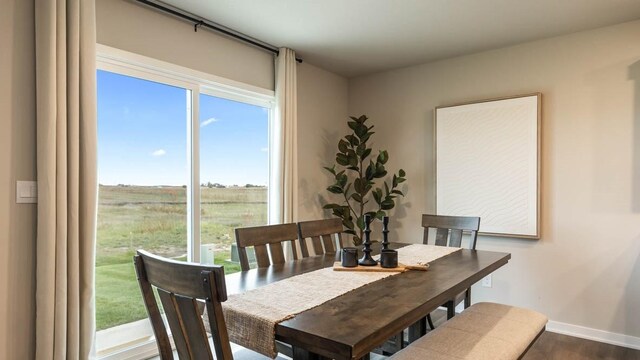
[[547, 320, 640, 351]]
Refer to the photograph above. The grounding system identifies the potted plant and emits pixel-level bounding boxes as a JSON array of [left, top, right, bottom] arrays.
[[323, 115, 407, 245]]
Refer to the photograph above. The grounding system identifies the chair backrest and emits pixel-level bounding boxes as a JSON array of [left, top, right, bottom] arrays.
[[421, 214, 481, 250], [134, 250, 233, 360], [234, 223, 299, 271], [297, 218, 344, 257]]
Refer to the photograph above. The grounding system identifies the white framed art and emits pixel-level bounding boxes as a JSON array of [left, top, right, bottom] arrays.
[[435, 93, 541, 239]]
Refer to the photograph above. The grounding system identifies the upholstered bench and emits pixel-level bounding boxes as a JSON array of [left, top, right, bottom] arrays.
[[391, 302, 547, 360]]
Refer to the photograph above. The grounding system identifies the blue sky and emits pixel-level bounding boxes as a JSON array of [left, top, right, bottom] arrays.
[[97, 70, 268, 186]]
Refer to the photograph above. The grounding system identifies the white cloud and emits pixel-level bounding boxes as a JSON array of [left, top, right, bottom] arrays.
[[260, 147, 269, 152], [201, 117, 219, 127], [151, 149, 166, 157]]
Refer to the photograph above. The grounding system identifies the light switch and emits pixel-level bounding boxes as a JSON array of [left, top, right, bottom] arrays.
[[16, 181, 37, 204]]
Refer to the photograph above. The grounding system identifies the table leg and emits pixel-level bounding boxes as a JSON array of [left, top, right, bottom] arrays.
[[408, 318, 427, 343]]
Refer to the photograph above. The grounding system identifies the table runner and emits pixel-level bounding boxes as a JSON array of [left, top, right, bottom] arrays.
[[209, 244, 461, 358]]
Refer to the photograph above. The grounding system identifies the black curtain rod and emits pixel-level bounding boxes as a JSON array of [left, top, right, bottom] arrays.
[[134, 0, 302, 63]]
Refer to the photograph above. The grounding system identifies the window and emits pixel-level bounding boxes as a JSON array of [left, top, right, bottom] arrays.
[[95, 48, 274, 358]]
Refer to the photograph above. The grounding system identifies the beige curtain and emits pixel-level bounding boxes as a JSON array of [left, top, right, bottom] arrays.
[[270, 48, 298, 224], [35, 0, 98, 359]]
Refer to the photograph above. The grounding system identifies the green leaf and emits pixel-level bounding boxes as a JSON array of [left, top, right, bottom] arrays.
[[346, 134, 359, 146], [348, 121, 358, 131], [355, 123, 368, 138], [356, 143, 365, 156], [338, 139, 349, 153], [354, 178, 364, 194], [328, 185, 343, 194], [323, 166, 336, 175], [372, 190, 381, 204], [376, 210, 386, 220], [381, 199, 395, 210], [392, 174, 398, 187], [362, 148, 372, 160], [352, 193, 362, 202], [360, 131, 374, 143], [391, 189, 404, 196], [399, 169, 406, 177], [336, 153, 349, 166]]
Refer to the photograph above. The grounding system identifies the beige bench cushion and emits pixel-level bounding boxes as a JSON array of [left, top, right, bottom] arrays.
[[391, 302, 547, 360]]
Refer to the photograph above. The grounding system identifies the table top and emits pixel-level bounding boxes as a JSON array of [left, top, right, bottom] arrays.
[[224, 243, 511, 359]]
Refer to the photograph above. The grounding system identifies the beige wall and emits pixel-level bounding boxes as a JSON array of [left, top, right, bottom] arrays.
[[96, 0, 274, 90], [0, 0, 37, 359], [297, 63, 350, 221], [349, 20, 640, 338]]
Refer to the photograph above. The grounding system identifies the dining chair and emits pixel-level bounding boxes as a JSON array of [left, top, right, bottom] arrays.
[[422, 214, 480, 328], [235, 223, 300, 271], [133, 250, 233, 360], [297, 218, 344, 257]]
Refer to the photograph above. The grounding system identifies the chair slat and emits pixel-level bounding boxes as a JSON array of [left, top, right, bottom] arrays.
[[175, 295, 214, 360], [321, 234, 336, 253], [435, 228, 449, 246], [269, 242, 286, 265], [449, 229, 463, 247], [311, 236, 324, 255], [158, 290, 191, 359], [254, 244, 271, 268]]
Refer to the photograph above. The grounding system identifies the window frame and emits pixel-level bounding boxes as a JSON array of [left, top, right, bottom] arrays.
[[95, 44, 275, 359]]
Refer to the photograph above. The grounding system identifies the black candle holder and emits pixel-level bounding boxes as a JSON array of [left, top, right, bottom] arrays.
[[382, 216, 390, 251], [359, 214, 378, 266]]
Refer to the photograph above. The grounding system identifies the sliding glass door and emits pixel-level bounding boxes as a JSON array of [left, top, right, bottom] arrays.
[[95, 62, 273, 357], [96, 70, 190, 332], [198, 93, 269, 272]]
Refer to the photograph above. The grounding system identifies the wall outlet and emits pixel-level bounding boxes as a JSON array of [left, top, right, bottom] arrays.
[[481, 274, 492, 288]]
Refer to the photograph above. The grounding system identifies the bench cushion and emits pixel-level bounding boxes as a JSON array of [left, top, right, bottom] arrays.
[[391, 302, 547, 360]]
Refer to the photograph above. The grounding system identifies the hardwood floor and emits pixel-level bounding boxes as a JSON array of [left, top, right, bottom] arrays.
[[523, 332, 640, 360]]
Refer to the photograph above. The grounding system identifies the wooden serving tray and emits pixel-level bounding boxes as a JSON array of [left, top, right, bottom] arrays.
[[333, 262, 429, 272]]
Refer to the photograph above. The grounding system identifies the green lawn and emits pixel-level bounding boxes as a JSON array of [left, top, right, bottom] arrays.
[[96, 185, 265, 331]]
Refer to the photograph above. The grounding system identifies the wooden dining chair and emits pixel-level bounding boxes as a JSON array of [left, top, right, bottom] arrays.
[[235, 223, 300, 271], [297, 218, 344, 257], [133, 250, 232, 360], [422, 214, 480, 327]]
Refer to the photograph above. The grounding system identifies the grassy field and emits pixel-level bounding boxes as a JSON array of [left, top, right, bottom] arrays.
[[96, 185, 267, 331]]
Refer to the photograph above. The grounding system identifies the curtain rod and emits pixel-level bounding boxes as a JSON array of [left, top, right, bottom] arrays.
[[134, 0, 303, 63]]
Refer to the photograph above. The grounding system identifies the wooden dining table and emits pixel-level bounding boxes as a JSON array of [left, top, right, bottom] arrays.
[[224, 242, 511, 360]]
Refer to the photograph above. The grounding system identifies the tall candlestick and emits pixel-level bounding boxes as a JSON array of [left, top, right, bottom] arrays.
[[358, 214, 377, 266], [382, 216, 390, 250]]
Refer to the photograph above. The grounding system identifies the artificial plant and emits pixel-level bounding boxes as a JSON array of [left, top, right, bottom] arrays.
[[323, 115, 407, 245]]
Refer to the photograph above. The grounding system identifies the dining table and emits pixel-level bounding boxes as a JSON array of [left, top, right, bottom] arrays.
[[224, 242, 511, 360]]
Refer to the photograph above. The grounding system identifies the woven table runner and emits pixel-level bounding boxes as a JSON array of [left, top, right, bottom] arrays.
[[209, 244, 461, 358]]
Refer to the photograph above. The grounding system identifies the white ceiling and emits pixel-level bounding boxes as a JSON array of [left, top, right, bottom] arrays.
[[159, 0, 640, 77]]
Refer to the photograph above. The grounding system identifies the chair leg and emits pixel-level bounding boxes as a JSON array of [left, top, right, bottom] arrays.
[[426, 313, 436, 330], [409, 318, 427, 342], [446, 301, 456, 320], [464, 288, 471, 308]]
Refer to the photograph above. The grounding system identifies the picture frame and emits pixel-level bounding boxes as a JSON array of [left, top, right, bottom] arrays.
[[435, 93, 541, 239]]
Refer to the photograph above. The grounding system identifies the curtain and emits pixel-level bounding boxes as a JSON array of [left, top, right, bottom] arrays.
[[35, 0, 98, 358], [270, 48, 298, 225]]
